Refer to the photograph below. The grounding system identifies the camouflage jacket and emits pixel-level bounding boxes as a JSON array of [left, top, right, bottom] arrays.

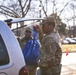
[[19, 37, 32, 49], [39, 32, 62, 67]]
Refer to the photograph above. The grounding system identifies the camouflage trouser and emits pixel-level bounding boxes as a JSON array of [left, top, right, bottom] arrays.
[[40, 64, 62, 75], [26, 65, 37, 75]]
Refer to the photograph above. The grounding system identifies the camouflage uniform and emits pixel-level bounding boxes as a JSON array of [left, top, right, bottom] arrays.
[[19, 26, 33, 49], [19, 27, 38, 75], [39, 31, 62, 75], [19, 37, 29, 49], [19, 37, 38, 75]]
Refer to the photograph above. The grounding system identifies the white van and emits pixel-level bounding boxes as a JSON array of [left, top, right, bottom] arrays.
[[0, 20, 28, 75]]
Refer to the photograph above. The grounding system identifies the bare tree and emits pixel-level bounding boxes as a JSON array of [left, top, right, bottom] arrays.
[[0, 0, 32, 36], [0, 0, 32, 18], [48, 0, 73, 31], [0, 0, 76, 37], [58, 1, 71, 16], [69, 2, 76, 37], [39, 0, 47, 17]]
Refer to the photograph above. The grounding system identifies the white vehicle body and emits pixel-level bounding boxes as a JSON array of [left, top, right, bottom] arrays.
[[62, 39, 69, 44], [64, 38, 76, 44], [0, 21, 28, 75]]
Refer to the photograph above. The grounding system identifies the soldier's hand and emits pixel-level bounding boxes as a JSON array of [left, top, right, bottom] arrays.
[[34, 25, 41, 32]]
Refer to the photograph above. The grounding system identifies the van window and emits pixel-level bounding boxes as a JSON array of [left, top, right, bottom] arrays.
[[0, 35, 9, 66]]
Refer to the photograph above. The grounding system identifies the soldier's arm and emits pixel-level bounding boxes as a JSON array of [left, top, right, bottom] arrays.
[[38, 29, 44, 42], [34, 25, 44, 42]]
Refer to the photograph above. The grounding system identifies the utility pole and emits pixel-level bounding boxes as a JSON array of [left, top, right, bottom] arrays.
[[46, 0, 47, 14], [39, 4, 42, 18]]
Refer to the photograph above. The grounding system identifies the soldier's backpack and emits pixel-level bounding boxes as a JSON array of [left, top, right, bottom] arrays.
[[22, 27, 40, 65]]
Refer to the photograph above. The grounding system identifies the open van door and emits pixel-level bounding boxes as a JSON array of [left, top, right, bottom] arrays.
[[0, 20, 28, 75]]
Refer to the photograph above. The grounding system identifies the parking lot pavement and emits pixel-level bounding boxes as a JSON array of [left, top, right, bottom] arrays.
[[61, 64, 76, 75], [36, 53, 76, 75], [61, 53, 76, 75]]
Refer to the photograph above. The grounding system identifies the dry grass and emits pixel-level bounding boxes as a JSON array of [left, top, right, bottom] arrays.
[[62, 44, 76, 52]]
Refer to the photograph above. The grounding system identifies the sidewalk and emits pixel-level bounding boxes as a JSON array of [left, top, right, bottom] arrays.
[[36, 64, 76, 75], [61, 53, 76, 75], [61, 64, 76, 75], [36, 53, 76, 75]]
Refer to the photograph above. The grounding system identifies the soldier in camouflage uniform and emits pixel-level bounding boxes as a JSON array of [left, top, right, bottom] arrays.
[[19, 27, 33, 49], [19, 27, 37, 75], [35, 16, 62, 75]]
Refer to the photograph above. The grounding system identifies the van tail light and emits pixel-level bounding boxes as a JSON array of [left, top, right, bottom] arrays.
[[19, 66, 28, 75]]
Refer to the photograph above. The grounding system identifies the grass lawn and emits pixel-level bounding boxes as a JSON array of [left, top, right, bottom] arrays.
[[62, 44, 76, 52]]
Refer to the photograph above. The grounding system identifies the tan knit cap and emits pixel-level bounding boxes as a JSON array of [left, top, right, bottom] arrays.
[[25, 26, 33, 32], [41, 16, 55, 27]]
